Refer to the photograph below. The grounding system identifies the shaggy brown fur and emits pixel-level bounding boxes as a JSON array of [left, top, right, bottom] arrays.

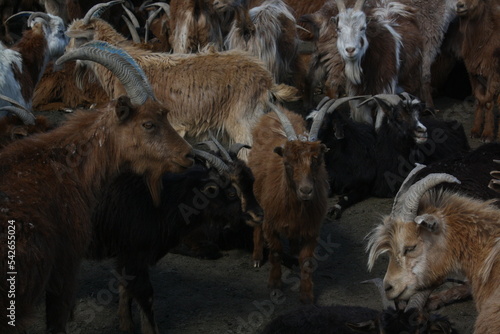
[[66, 18, 298, 160], [169, 0, 223, 53], [0, 114, 52, 149], [457, 0, 500, 142], [248, 107, 328, 304], [367, 190, 500, 334], [0, 96, 193, 333]]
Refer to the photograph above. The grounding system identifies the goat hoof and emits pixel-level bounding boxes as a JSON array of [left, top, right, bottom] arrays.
[[253, 260, 262, 268]]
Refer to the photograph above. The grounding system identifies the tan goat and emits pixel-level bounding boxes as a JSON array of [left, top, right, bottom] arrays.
[[367, 165, 500, 334]]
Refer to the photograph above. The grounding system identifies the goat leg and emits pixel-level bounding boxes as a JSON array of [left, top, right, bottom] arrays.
[[118, 284, 134, 332], [298, 238, 317, 304], [426, 282, 472, 311], [267, 231, 283, 290], [252, 224, 265, 267]]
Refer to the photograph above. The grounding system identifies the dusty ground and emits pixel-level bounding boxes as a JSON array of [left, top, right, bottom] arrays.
[[26, 95, 483, 334]]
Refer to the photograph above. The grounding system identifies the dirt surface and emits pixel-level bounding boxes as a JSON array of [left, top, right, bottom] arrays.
[[26, 95, 483, 334]]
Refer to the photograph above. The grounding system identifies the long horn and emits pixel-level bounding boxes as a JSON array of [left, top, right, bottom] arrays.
[[309, 95, 370, 142], [399, 173, 460, 222], [353, 0, 366, 11], [361, 278, 396, 310], [391, 163, 427, 214], [209, 132, 232, 163], [193, 149, 230, 175], [267, 101, 297, 141], [55, 41, 154, 106], [122, 15, 141, 43], [335, 0, 347, 13], [27, 12, 52, 27], [145, 7, 164, 43], [121, 4, 140, 28], [229, 143, 251, 157], [404, 289, 433, 313], [82, 0, 125, 25], [144, 2, 171, 17], [5, 11, 33, 24], [358, 94, 403, 108], [0, 106, 36, 125]]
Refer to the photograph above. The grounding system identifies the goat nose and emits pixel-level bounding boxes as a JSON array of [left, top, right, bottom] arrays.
[[345, 47, 355, 54], [300, 186, 313, 195], [384, 281, 393, 293]]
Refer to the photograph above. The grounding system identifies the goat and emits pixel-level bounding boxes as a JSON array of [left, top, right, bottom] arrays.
[[367, 165, 500, 334], [88, 147, 261, 333], [224, 0, 305, 91], [248, 97, 361, 303], [456, 0, 500, 142], [65, 1, 298, 161], [0, 40, 193, 333], [169, 0, 223, 53], [0, 12, 67, 118]]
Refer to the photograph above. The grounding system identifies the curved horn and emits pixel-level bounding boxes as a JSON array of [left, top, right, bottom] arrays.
[[5, 11, 33, 24], [0, 106, 36, 125], [208, 132, 232, 163], [229, 143, 251, 157], [82, 0, 125, 25], [353, 0, 366, 11], [193, 149, 230, 175], [27, 12, 52, 27], [358, 94, 403, 108], [55, 41, 154, 106], [145, 7, 163, 43], [399, 173, 460, 222], [335, 0, 347, 13], [267, 101, 297, 141], [122, 15, 141, 43], [121, 4, 140, 28], [144, 2, 171, 17], [309, 95, 370, 142], [404, 289, 432, 313], [361, 278, 395, 310], [391, 163, 427, 214]]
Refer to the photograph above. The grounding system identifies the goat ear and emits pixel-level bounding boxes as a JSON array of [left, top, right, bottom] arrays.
[[115, 96, 135, 123], [345, 320, 377, 331], [273, 146, 284, 157], [414, 214, 440, 232]]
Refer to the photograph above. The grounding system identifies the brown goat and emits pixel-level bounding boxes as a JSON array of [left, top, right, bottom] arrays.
[[169, 0, 223, 53], [456, 0, 500, 142], [0, 42, 193, 333], [0, 113, 52, 149], [367, 166, 500, 334], [248, 102, 330, 304]]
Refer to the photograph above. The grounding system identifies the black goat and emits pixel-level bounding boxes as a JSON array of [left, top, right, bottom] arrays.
[[88, 149, 263, 333]]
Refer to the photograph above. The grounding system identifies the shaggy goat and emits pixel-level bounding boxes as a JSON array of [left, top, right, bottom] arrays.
[[367, 165, 500, 334], [0, 41, 193, 333], [169, 0, 223, 53], [248, 98, 359, 303], [0, 11, 67, 119], [88, 147, 261, 333], [65, 1, 298, 160], [456, 0, 500, 142]]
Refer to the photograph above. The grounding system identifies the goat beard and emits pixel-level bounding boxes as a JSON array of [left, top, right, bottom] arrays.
[[344, 58, 363, 86], [145, 173, 163, 207]]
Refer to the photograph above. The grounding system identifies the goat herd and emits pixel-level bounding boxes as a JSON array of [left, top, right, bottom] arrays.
[[0, 0, 499, 333]]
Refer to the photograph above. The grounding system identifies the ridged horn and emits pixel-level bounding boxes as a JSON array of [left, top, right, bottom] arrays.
[[121, 4, 140, 28], [398, 173, 461, 222], [83, 0, 125, 25], [122, 15, 141, 43], [229, 143, 251, 157], [391, 163, 427, 215], [335, 0, 347, 13], [193, 149, 230, 175], [267, 101, 297, 141], [309, 95, 370, 142], [55, 41, 153, 106], [208, 132, 232, 163], [404, 289, 432, 313], [0, 106, 36, 125]]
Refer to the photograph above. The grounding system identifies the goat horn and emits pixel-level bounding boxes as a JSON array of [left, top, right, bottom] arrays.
[[229, 143, 251, 157], [56, 41, 154, 106], [404, 289, 433, 313], [83, 0, 125, 25], [335, 0, 347, 13], [121, 4, 140, 28], [361, 278, 396, 310], [122, 15, 141, 43], [5, 11, 33, 24], [208, 132, 233, 163], [0, 106, 36, 125], [391, 163, 427, 214], [144, 2, 171, 17], [353, 0, 366, 11], [309, 95, 370, 142], [144, 7, 163, 43], [398, 173, 460, 222], [296, 25, 310, 34], [27, 12, 52, 27], [193, 149, 230, 175], [267, 101, 297, 141], [358, 94, 402, 108]]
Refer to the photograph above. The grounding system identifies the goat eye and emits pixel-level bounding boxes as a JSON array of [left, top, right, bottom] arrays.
[[142, 121, 155, 130], [404, 245, 416, 255]]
